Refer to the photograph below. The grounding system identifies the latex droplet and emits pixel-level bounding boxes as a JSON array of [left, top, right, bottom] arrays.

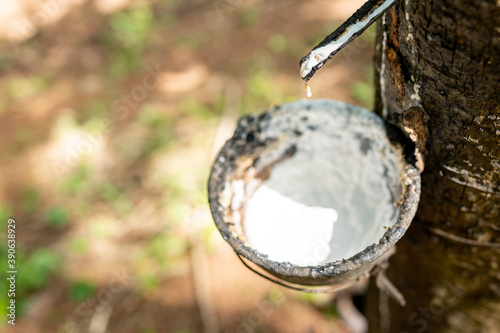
[[305, 82, 312, 98]]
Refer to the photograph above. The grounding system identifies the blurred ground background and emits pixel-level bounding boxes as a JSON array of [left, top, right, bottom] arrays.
[[0, 0, 376, 332]]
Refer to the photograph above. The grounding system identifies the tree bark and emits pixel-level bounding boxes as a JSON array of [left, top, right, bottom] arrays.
[[366, 0, 500, 332]]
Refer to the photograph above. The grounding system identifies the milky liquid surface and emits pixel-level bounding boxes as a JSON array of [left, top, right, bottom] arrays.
[[244, 185, 337, 266], [243, 126, 399, 266]]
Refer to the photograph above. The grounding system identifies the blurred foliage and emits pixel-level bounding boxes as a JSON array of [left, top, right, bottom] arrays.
[[102, 2, 153, 76], [81, 101, 110, 125], [68, 235, 89, 255], [180, 95, 224, 121], [18, 248, 61, 290], [323, 304, 339, 318], [138, 103, 171, 127], [239, 7, 261, 28], [0, 203, 12, 225], [59, 163, 91, 194], [70, 281, 97, 303], [351, 81, 375, 109], [0, 247, 61, 320], [267, 34, 287, 54], [45, 206, 69, 229], [110, 4, 153, 48], [241, 71, 277, 113], [0, 0, 376, 330], [133, 230, 189, 288], [97, 182, 134, 216], [149, 233, 187, 260], [351, 67, 375, 109], [5, 76, 49, 101], [138, 273, 160, 294], [296, 292, 321, 304], [268, 289, 286, 305], [175, 33, 206, 50], [240, 70, 297, 114], [21, 186, 39, 214]]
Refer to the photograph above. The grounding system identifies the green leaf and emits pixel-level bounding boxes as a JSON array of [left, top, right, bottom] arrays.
[[70, 281, 97, 303], [45, 207, 69, 229]]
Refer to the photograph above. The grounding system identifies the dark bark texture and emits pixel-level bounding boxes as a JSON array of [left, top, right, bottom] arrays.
[[367, 0, 500, 332]]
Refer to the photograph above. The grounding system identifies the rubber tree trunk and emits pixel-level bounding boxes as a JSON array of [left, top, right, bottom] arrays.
[[366, 0, 500, 332]]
